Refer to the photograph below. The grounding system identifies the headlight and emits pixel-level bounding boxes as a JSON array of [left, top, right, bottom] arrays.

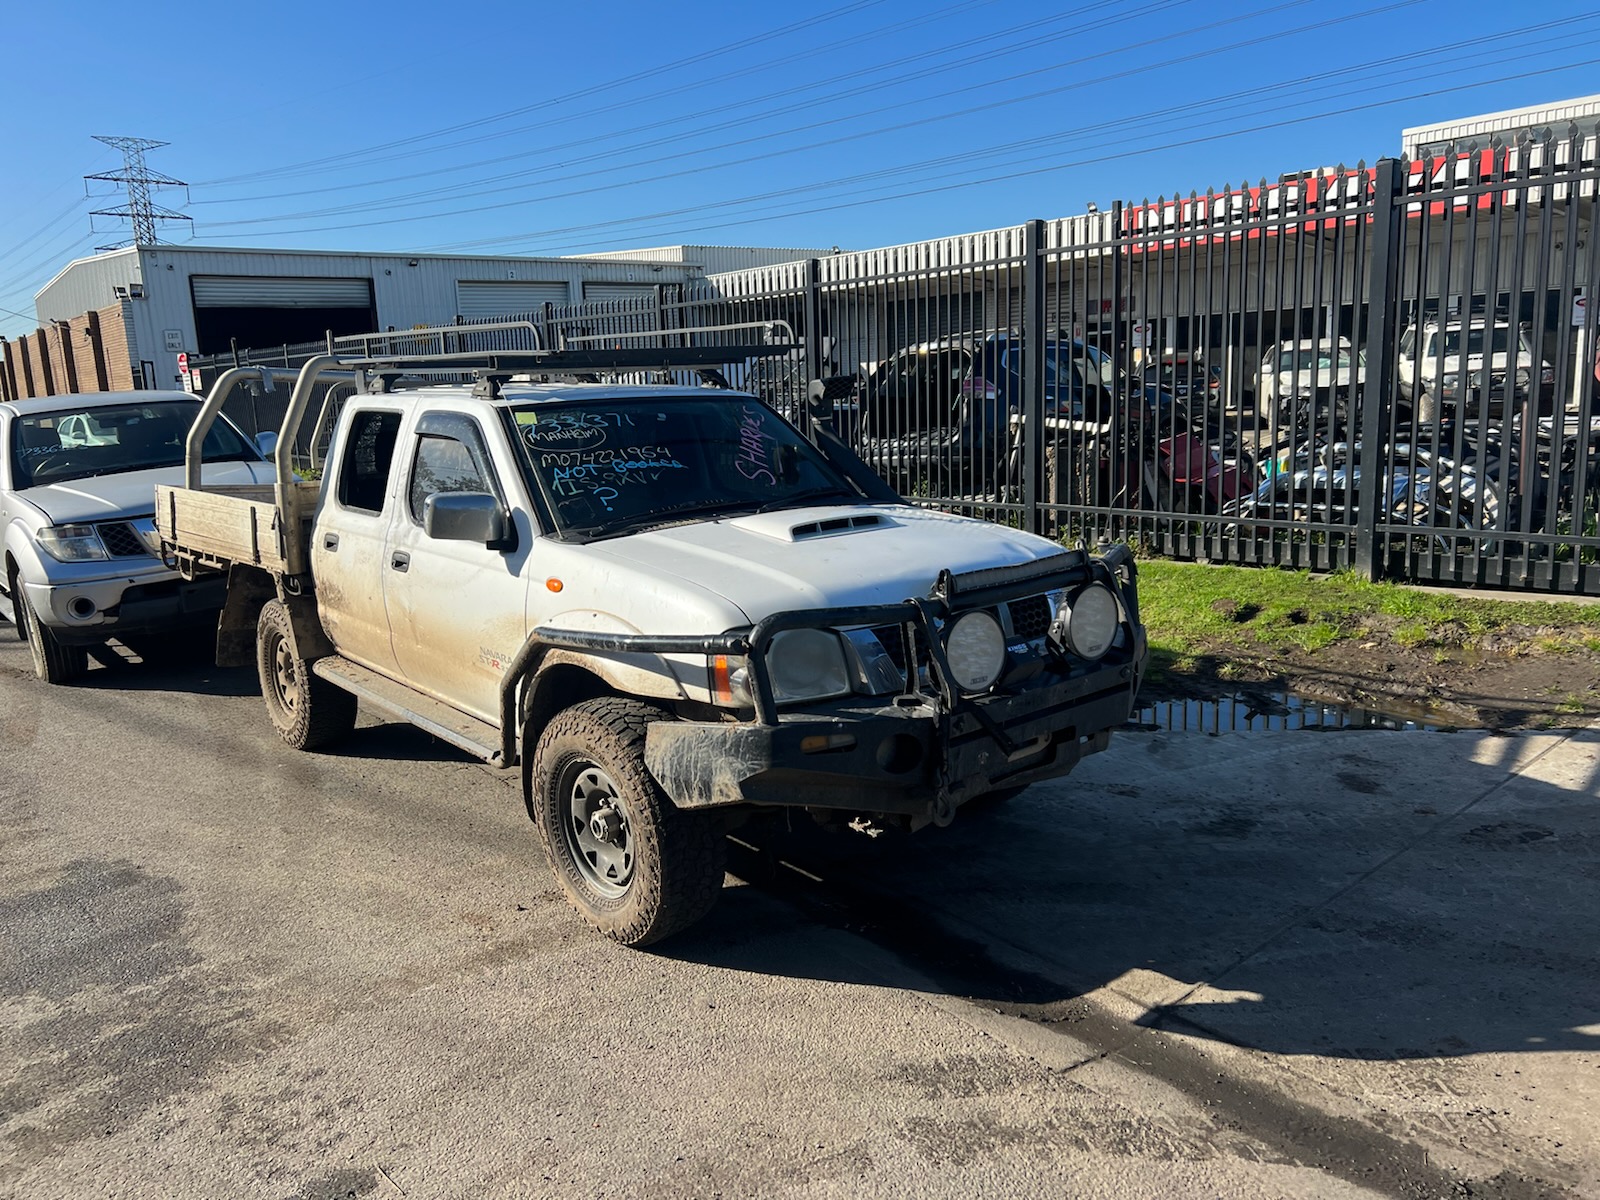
[[944, 610, 1005, 693], [767, 629, 850, 704], [36, 524, 108, 563], [1054, 583, 1120, 661], [842, 628, 906, 695]]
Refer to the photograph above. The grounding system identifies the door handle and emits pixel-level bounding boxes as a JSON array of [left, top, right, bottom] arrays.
[[390, 551, 410, 572], [323, 532, 340, 551]]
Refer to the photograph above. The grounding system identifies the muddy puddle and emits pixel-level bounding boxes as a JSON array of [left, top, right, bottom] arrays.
[[1130, 691, 1477, 734]]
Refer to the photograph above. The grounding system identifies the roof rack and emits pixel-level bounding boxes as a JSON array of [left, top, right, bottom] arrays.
[[182, 321, 807, 503], [344, 342, 789, 374]]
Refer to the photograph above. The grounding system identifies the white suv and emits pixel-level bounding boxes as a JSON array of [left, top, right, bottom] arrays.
[[1397, 317, 1555, 424], [2, 391, 274, 682], [1253, 337, 1364, 424]]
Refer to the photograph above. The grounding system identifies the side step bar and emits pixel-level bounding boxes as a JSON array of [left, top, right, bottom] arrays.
[[312, 656, 507, 766]]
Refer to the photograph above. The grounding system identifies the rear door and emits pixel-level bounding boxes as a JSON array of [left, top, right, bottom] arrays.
[[382, 409, 533, 723], [311, 404, 405, 677]]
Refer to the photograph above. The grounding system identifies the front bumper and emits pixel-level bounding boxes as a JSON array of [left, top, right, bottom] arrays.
[[23, 567, 226, 645], [644, 657, 1139, 818], [523, 544, 1146, 823]]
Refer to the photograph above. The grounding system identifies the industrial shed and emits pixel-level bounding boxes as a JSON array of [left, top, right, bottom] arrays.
[[23, 243, 828, 393]]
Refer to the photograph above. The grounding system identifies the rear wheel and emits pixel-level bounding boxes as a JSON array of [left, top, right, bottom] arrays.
[[256, 599, 356, 750], [20, 589, 87, 684], [531, 698, 725, 946]]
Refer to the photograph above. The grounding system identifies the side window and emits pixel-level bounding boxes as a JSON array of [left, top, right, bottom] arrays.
[[336, 409, 402, 514], [409, 434, 490, 523], [1399, 328, 1414, 358]]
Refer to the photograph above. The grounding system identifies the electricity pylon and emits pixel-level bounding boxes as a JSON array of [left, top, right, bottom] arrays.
[[85, 136, 193, 251]]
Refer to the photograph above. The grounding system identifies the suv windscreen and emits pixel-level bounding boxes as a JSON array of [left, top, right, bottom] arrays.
[[1431, 327, 1516, 357], [510, 397, 859, 538], [10, 400, 256, 488], [1276, 346, 1353, 371]]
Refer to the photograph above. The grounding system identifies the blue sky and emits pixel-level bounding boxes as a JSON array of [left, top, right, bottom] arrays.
[[2, 0, 1597, 338]]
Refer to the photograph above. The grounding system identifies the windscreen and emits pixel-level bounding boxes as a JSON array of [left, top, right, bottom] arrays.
[[509, 396, 861, 539], [9, 399, 257, 488]]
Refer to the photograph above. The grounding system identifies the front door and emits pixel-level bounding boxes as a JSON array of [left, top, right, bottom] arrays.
[[382, 411, 531, 723]]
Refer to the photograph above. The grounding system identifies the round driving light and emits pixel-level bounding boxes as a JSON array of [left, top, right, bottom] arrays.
[[944, 610, 1005, 693], [1060, 583, 1119, 661]]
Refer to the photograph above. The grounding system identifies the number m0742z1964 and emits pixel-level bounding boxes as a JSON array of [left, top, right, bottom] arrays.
[[156, 335, 1145, 946]]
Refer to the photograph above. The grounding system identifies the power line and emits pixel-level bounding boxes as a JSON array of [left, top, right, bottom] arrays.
[[469, 56, 1600, 258], [192, 5, 1556, 247], [0, 198, 89, 265], [186, 0, 1146, 204], [192, 0, 900, 187], [0, 232, 100, 305], [188, 0, 1406, 237]]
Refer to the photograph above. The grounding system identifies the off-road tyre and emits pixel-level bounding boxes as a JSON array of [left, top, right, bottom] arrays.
[[530, 697, 726, 947], [256, 599, 356, 751], [20, 589, 88, 684]]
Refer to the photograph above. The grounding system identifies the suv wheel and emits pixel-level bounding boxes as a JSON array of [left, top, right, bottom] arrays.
[[19, 589, 88, 684], [530, 698, 725, 946]]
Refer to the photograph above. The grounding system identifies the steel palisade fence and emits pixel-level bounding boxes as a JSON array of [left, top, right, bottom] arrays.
[[193, 128, 1600, 596]]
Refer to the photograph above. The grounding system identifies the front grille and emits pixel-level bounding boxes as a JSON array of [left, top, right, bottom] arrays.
[[1006, 594, 1053, 640], [97, 521, 153, 558], [870, 622, 927, 675]]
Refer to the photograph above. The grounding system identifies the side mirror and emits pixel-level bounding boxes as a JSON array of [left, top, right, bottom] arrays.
[[255, 431, 279, 459], [424, 491, 510, 548]]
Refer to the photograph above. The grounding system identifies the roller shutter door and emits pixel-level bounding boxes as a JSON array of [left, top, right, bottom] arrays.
[[581, 283, 657, 306], [456, 281, 570, 319], [191, 276, 373, 308]]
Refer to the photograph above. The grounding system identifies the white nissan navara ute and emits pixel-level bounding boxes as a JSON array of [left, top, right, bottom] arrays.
[[2, 390, 273, 681]]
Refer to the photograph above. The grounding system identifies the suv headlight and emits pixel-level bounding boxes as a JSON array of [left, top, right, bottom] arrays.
[[1052, 583, 1120, 661], [944, 610, 1005, 693], [842, 628, 906, 695], [767, 629, 851, 704], [36, 524, 108, 563]]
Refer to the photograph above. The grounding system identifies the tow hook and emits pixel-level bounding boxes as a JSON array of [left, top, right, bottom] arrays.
[[931, 792, 957, 828]]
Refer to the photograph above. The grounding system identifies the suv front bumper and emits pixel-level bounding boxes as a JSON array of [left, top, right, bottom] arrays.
[[644, 656, 1139, 818], [22, 564, 226, 645]]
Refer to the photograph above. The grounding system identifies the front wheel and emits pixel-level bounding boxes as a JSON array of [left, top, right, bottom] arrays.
[[256, 599, 356, 751], [20, 589, 88, 684], [530, 698, 726, 946]]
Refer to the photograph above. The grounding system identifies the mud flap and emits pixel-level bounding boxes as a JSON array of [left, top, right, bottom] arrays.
[[216, 566, 276, 667]]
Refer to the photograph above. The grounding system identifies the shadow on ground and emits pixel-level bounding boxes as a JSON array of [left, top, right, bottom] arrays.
[[665, 727, 1600, 1066]]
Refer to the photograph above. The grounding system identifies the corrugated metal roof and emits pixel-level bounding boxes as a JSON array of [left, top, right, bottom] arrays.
[[1402, 93, 1600, 154]]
